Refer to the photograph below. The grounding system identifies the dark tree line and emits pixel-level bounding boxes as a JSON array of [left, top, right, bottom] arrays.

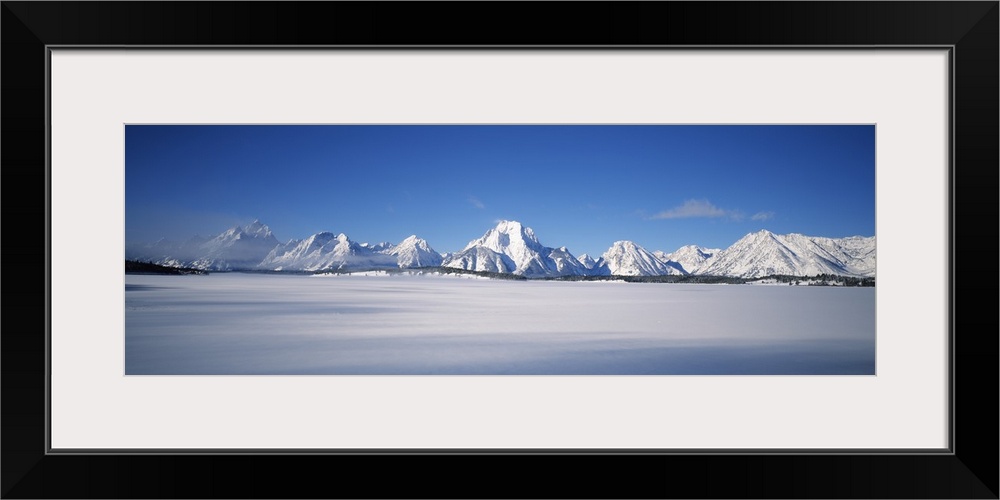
[[312, 266, 529, 280], [131, 260, 874, 286], [762, 274, 875, 287], [125, 259, 208, 275]]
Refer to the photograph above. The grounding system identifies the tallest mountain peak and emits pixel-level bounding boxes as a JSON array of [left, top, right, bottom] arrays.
[[493, 219, 524, 231], [446, 220, 585, 277], [466, 220, 541, 251], [495, 220, 538, 241]]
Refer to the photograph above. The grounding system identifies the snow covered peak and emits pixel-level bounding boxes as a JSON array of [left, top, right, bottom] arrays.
[[360, 241, 395, 252], [464, 220, 543, 253], [493, 220, 537, 243], [751, 229, 778, 239], [446, 220, 584, 277], [656, 245, 720, 274], [610, 240, 636, 249], [213, 219, 276, 243], [576, 253, 597, 269], [390, 235, 442, 268], [243, 219, 273, 239], [604, 240, 648, 259], [220, 225, 243, 238], [599, 241, 684, 276], [396, 235, 432, 252], [700, 231, 875, 278], [307, 231, 338, 244], [187, 220, 281, 270], [494, 219, 523, 232]]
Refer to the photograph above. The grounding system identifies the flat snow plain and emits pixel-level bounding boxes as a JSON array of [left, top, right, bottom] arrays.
[[125, 273, 875, 375]]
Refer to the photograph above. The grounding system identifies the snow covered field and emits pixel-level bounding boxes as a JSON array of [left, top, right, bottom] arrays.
[[125, 273, 875, 375]]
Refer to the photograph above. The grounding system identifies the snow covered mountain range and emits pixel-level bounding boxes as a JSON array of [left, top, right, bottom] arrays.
[[126, 219, 875, 278]]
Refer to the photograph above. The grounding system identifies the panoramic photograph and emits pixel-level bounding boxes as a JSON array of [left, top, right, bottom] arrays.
[[125, 125, 875, 375]]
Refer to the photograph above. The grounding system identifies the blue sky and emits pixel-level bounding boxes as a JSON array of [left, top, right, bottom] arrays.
[[125, 125, 875, 257]]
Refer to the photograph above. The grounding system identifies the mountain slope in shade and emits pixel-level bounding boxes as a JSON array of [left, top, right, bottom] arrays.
[[698, 230, 875, 278], [596, 241, 684, 276], [442, 220, 587, 277], [654, 245, 721, 275]]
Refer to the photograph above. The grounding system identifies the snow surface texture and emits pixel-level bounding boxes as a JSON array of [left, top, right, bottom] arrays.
[[125, 273, 876, 375], [126, 220, 875, 278]]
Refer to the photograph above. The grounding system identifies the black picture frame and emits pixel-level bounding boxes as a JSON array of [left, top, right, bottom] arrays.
[[3, 2, 996, 498]]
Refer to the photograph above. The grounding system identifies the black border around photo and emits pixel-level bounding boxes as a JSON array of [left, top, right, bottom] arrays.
[[3, 2, 997, 498]]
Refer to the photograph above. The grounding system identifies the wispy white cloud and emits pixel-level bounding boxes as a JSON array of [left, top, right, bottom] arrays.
[[650, 199, 729, 220], [467, 196, 485, 209], [751, 211, 775, 221]]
